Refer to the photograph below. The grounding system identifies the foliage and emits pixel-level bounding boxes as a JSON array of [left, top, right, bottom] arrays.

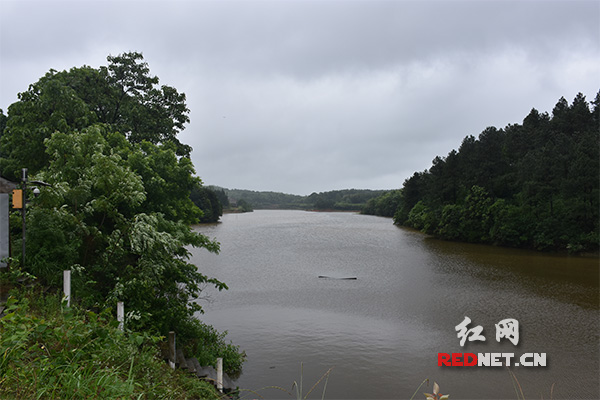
[[177, 318, 245, 377], [220, 187, 387, 211], [406, 201, 437, 234], [22, 126, 228, 344], [127, 140, 203, 224], [1, 52, 245, 376], [0, 52, 191, 181], [362, 190, 402, 217], [207, 186, 230, 209], [0, 289, 220, 399], [367, 92, 599, 253], [235, 198, 254, 213], [308, 189, 387, 211], [223, 188, 307, 209], [190, 185, 223, 223], [0, 109, 7, 155]]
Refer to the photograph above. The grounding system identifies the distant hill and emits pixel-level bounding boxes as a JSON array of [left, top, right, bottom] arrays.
[[211, 187, 388, 211]]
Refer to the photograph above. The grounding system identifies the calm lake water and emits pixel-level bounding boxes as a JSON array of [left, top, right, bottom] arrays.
[[190, 210, 599, 400]]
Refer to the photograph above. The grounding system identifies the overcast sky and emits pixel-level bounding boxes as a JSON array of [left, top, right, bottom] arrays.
[[1, 0, 598, 195]]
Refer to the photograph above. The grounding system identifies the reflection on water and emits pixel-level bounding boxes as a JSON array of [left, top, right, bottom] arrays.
[[191, 210, 599, 399], [423, 238, 599, 311]]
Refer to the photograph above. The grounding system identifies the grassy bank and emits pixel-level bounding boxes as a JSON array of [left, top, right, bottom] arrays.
[[0, 286, 222, 399]]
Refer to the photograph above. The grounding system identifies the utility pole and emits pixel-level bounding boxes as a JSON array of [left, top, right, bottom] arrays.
[[21, 168, 27, 268], [10, 169, 49, 269]]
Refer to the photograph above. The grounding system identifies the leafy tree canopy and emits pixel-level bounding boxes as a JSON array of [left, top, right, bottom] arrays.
[[1, 52, 190, 180], [27, 125, 224, 333], [190, 185, 224, 223]]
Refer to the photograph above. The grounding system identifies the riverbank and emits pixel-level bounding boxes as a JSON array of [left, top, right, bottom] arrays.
[[0, 286, 223, 399]]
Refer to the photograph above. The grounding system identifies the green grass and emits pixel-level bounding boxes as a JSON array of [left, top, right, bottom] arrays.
[[0, 287, 222, 399]]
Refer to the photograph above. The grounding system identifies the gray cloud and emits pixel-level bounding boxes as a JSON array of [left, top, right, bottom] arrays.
[[2, 0, 599, 195]]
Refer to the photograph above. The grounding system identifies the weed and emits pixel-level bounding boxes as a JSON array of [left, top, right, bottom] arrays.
[[291, 363, 333, 400], [507, 367, 555, 400], [0, 287, 221, 399], [237, 363, 333, 400]]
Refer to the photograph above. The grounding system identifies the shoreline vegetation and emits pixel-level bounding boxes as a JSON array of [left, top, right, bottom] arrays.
[[210, 187, 388, 213], [364, 92, 599, 254], [207, 92, 599, 255], [0, 286, 223, 399]]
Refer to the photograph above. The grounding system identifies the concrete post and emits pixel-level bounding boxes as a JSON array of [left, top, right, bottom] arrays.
[[217, 357, 223, 392], [168, 331, 176, 369], [117, 301, 124, 331], [63, 270, 71, 307]]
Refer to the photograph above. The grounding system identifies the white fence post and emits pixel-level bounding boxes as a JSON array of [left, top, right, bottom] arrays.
[[63, 270, 71, 307], [168, 331, 176, 370], [117, 301, 124, 331], [217, 357, 223, 392]]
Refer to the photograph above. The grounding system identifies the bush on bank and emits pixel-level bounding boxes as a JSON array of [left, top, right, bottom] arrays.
[[0, 286, 221, 399]]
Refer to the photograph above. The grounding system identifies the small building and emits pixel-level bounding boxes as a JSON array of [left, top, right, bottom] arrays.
[[0, 176, 17, 194], [0, 177, 18, 268]]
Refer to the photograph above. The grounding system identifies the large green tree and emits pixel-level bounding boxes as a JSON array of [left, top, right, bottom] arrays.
[[1, 53, 244, 373], [0, 52, 190, 180], [27, 125, 224, 333]]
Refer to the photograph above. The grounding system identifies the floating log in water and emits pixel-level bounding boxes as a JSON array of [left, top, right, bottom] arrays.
[[318, 275, 357, 280]]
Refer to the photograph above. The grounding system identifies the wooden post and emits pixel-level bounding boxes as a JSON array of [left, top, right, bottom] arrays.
[[216, 357, 223, 392], [21, 169, 27, 269], [117, 302, 124, 331], [63, 270, 71, 307], [168, 331, 176, 370]]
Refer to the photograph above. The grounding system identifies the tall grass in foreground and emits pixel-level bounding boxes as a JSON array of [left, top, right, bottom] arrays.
[[239, 367, 555, 400], [237, 363, 333, 400], [507, 367, 555, 400], [238, 366, 447, 400], [0, 288, 221, 399], [291, 363, 333, 400]]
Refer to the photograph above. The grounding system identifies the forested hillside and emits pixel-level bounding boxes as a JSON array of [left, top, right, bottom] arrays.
[[364, 92, 599, 253], [307, 189, 387, 210], [221, 188, 307, 209], [219, 187, 386, 211]]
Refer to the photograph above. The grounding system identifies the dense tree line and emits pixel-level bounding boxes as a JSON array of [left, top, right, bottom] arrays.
[[307, 189, 387, 210], [362, 190, 402, 217], [207, 185, 230, 208], [235, 198, 254, 213], [364, 93, 599, 253], [219, 187, 386, 211], [190, 185, 226, 222], [222, 188, 306, 209], [0, 53, 243, 374]]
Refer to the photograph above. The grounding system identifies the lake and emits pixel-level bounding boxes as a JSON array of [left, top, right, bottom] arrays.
[[190, 210, 599, 400]]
